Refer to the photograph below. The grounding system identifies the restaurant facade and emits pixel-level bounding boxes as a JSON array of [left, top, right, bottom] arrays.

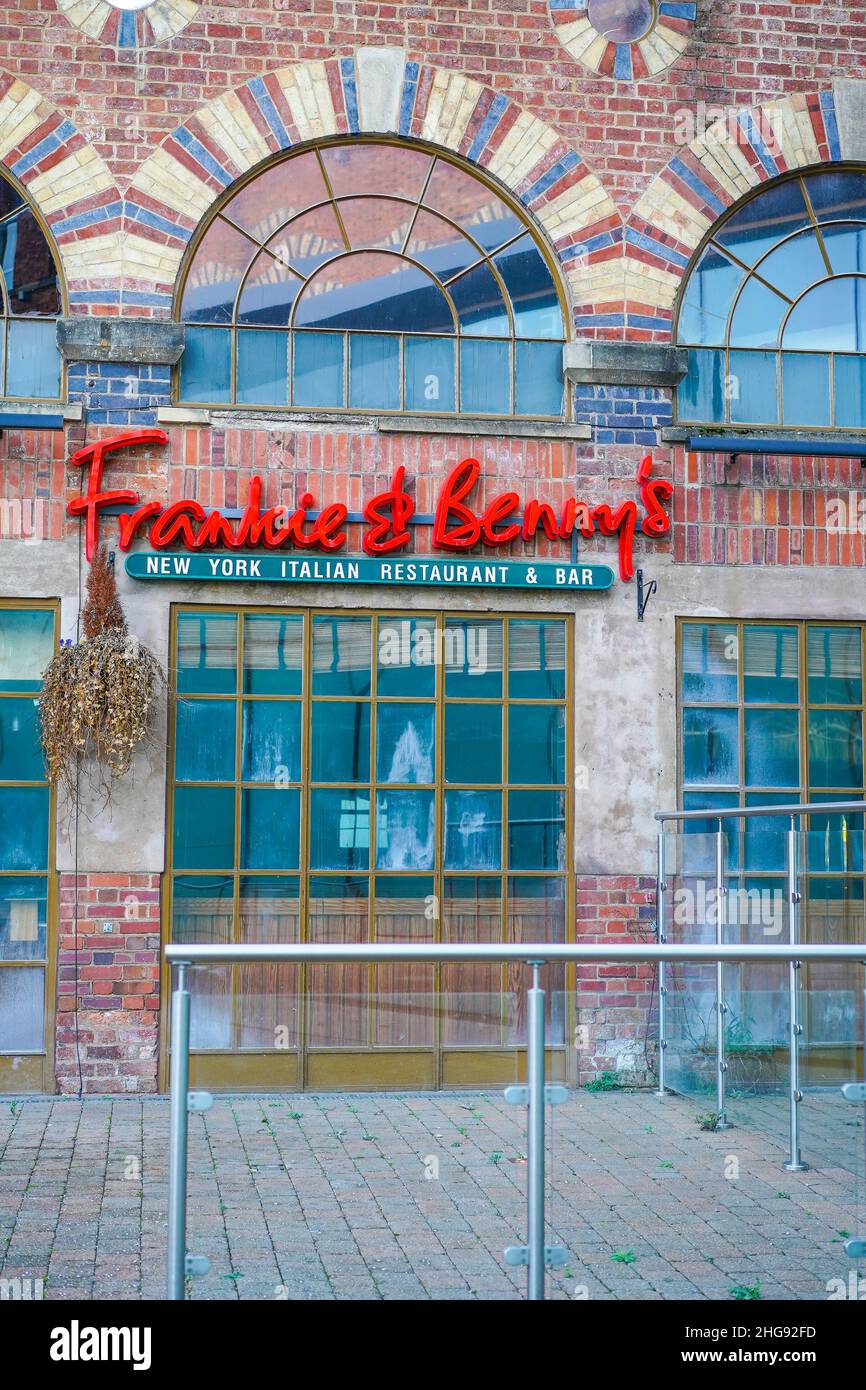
[[0, 0, 865, 1094]]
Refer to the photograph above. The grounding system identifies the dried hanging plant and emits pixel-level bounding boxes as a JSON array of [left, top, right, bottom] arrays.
[[40, 547, 165, 801]]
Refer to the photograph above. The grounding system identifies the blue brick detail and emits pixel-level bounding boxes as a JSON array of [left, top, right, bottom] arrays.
[[467, 94, 509, 163], [624, 225, 690, 268], [668, 157, 726, 216], [572, 384, 674, 443], [522, 150, 582, 205], [340, 58, 360, 133], [399, 63, 420, 136], [10, 120, 77, 177], [118, 10, 138, 48], [172, 127, 234, 187], [248, 77, 292, 150], [820, 92, 842, 161], [67, 362, 172, 425], [124, 199, 189, 241], [52, 201, 123, 237]]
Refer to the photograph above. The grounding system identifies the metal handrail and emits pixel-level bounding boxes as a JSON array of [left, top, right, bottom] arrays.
[[655, 800, 866, 823], [165, 941, 866, 1303]]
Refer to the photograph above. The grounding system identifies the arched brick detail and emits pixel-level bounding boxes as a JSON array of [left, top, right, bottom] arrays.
[[124, 51, 621, 329], [623, 90, 842, 337], [0, 71, 122, 311]]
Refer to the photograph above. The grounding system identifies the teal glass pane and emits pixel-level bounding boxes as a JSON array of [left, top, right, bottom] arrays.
[[0, 787, 48, 870], [808, 627, 862, 705], [349, 333, 400, 409], [808, 710, 864, 788], [236, 329, 289, 405], [0, 876, 47, 961], [0, 610, 53, 691], [172, 874, 233, 942], [508, 705, 565, 785], [460, 339, 510, 414], [754, 230, 826, 302], [177, 612, 237, 694], [295, 253, 451, 332], [450, 262, 510, 337], [6, 320, 61, 399], [173, 786, 235, 869], [783, 276, 866, 353], [508, 620, 566, 699], [731, 876, 786, 944], [445, 790, 501, 870], [806, 799, 864, 874], [312, 616, 371, 696], [834, 355, 866, 429], [515, 340, 563, 417], [178, 327, 231, 404], [677, 245, 744, 346], [677, 348, 726, 422], [242, 701, 302, 783], [821, 220, 866, 276], [744, 709, 800, 787], [376, 703, 434, 784], [781, 352, 830, 427], [715, 179, 809, 266], [743, 625, 799, 703], [508, 790, 565, 870], [681, 623, 738, 702], [0, 968, 43, 1051], [404, 337, 455, 412], [175, 700, 235, 781], [311, 701, 370, 782], [493, 235, 561, 337], [376, 617, 436, 697], [683, 707, 739, 786], [804, 171, 866, 222], [243, 615, 303, 695], [444, 618, 503, 698], [238, 875, 300, 908], [743, 793, 799, 872], [681, 792, 740, 871], [375, 789, 434, 869], [292, 331, 344, 407], [309, 790, 370, 869], [729, 279, 787, 348], [729, 350, 779, 424], [0, 699, 43, 780], [241, 787, 300, 870], [445, 703, 501, 784]]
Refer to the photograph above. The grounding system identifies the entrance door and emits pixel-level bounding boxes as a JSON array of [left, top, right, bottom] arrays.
[[0, 604, 57, 1093], [162, 606, 571, 1090]]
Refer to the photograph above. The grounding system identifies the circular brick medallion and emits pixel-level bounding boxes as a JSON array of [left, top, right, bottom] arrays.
[[55, 0, 200, 49], [549, 0, 696, 80]]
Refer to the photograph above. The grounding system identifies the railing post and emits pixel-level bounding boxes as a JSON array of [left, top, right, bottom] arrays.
[[526, 961, 546, 1301], [715, 822, 731, 1129], [655, 829, 667, 1097], [783, 820, 808, 1172], [167, 961, 191, 1300]]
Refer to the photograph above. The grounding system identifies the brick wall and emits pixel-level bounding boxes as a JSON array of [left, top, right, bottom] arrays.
[[56, 873, 160, 1095], [575, 875, 659, 1083]]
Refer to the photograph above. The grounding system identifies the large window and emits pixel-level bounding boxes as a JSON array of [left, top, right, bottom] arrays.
[[676, 169, 866, 430], [678, 620, 865, 1066], [0, 172, 63, 400], [168, 609, 570, 1082], [0, 605, 56, 1077], [176, 141, 566, 418]]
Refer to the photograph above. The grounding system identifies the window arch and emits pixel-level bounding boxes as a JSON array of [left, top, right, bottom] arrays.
[[176, 140, 567, 418], [675, 168, 866, 431], [0, 170, 63, 401]]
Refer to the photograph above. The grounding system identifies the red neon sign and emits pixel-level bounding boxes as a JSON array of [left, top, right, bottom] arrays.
[[68, 431, 673, 582]]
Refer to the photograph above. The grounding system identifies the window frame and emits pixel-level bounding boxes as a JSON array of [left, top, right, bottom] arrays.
[[161, 603, 574, 1087], [0, 167, 66, 404], [172, 135, 572, 422], [673, 163, 866, 433], [0, 599, 59, 1092]]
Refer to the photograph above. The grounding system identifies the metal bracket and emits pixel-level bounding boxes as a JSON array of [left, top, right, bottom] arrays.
[[184, 1254, 210, 1277], [841, 1082, 866, 1103], [187, 1090, 213, 1113], [636, 569, 657, 622], [504, 1244, 568, 1269], [503, 1083, 569, 1106]]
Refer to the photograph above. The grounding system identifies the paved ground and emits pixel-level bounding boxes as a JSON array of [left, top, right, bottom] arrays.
[[0, 1089, 862, 1301]]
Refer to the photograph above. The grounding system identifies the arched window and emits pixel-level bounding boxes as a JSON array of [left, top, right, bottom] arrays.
[[675, 169, 866, 430], [176, 140, 567, 418], [0, 171, 62, 400]]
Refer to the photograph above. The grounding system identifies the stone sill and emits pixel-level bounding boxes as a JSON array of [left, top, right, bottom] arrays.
[[158, 406, 590, 441], [0, 401, 82, 422]]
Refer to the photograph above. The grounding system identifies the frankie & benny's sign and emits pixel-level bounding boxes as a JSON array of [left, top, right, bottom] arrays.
[[67, 429, 673, 589]]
